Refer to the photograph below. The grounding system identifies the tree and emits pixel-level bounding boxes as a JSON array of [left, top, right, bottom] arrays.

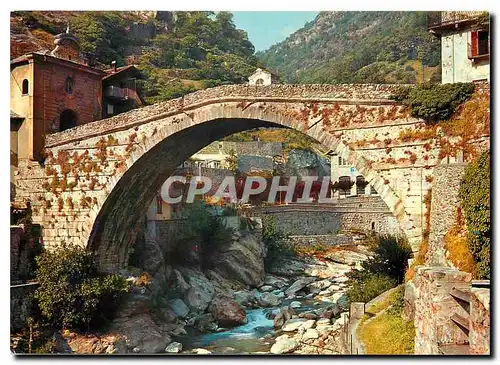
[[458, 151, 490, 279], [34, 244, 128, 330]]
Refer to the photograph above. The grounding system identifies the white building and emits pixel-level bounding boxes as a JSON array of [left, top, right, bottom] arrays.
[[328, 152, 377, 198], [428, 11, 489, 83], [248, 68, 281, 86]]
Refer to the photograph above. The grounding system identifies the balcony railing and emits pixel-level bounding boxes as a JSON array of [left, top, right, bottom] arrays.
[[104, 85, 132, 100], [427, 11, 485, 30]]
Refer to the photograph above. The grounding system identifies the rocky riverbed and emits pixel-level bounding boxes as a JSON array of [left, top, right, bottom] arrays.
[[55, 230, 371, 355]]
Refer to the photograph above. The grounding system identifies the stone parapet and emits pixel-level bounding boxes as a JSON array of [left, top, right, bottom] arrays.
[[413, 266, 471, 355]]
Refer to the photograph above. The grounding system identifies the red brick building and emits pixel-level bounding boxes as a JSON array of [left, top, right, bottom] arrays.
[[10, 30, 105, 161]]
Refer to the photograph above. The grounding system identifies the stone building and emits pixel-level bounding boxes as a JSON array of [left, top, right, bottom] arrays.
[[102, 64, 144, 118], [428, 11, 490, 83], [248, 68, 281, 85], [328, 152, 377, 198], [10, 29, 105, 162]]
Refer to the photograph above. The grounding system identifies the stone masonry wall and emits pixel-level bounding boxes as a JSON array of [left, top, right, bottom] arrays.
[[15, 84, 490, 272], [413, 266, 471, 355], [469, 288, 490, 355], [286, 234, 354, 247], [426, 163, 467, 265]]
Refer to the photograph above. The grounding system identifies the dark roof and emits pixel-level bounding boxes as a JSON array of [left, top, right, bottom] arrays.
[[10, 111, 24, 119], [103, 65, 144, 80], [10, 52, 106, 76]]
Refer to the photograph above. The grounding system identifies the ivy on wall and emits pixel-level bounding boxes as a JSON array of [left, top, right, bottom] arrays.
[[458, 151, 490, 279], [392, 83, 475, 122]]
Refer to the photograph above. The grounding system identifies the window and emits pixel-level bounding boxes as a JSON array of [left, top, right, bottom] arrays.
[[107, 103, 114, 116], [356, 175, 367, 195], [338, 156, 347, 166], [22, 79, 29, 95], [65, 76, 74, 94], [255, 78, 264, 85], [470, 30, 489, 58], [156, 195, 163, 214], [478, 31, 489, 55], [59, 109, 77, 131]]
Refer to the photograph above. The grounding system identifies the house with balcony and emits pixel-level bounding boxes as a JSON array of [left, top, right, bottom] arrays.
[[102, 64, 144, 118], [428, 11, 489, 83], [327, 151, 377, 198]]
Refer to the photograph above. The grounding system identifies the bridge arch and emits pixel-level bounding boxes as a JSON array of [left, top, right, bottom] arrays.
[[27, 85, 425, 273]]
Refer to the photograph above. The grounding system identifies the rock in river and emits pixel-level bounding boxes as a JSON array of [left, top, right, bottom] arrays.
[[209, 297, 247, 328], [165, 342, 183, 353], [270, 338, 299, 354]]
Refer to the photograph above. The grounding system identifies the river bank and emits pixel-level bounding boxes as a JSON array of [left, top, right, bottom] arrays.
[[52, 229, 370, 355]]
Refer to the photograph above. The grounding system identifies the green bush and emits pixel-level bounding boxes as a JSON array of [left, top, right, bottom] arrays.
[[347, 271, 397, 303], [34, 244, 129, 331], [362, 234, 412, 283], [262, 215, 293, 270], [458, 151, 491, 279], [171, 201, 233, 268], [347, 234, 411, 303], [392, 82, 475, 122]]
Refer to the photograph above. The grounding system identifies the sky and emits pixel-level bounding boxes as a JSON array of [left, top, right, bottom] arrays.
[[231, 12, 319, 52]]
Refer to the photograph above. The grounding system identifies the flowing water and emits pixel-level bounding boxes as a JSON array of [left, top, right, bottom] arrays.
[[181, 298, 333, 354]]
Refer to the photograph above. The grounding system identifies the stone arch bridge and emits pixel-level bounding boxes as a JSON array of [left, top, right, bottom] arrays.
[[13, 84, 475, 273]]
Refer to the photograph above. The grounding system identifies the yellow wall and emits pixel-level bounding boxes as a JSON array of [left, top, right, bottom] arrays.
[[10, 62, 34, 160]]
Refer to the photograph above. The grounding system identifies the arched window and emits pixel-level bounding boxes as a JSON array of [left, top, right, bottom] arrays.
[[371, 222, 376, 230], [65, 76, 74, 94], [59, 109, 77, 131], [255, 78, 264, 85], [22, 79, 29, 95], [356, 175, 367, 195]]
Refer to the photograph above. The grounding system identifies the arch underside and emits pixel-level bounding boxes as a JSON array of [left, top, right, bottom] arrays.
[[88, 117, 414, 273]]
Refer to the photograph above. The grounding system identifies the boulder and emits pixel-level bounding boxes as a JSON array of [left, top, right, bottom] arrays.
[[290, 301, 302, 309], [195, 313, 218, 333], [298, 311, 318, 320], [332, 276, 349, 284], [299, 319, 316, 330], [303, 328, 319, 340], [170, 269, 191, 295], [325, 250, 368, 266], [307, 279, 332, 291], [330, 293, 348, 309], [165, 342, 183, 353], [264, 275, 288, 289], [316, 318, 331, 327], [179, 268, 215, 313], [270, 338, 299, 354], [273, 307, 295, 329], [168, 299, 190, 318], [282, 318, 306, 332], [209, 297, 247, 328], [109, 293, 171, 353], [214, 232, 265, 287], [259, 292, 281, 307], [285, 277, 316, 296], [192, 348, 212, 354], [233, 290, 255, 307], [260, 285, 274, 292]]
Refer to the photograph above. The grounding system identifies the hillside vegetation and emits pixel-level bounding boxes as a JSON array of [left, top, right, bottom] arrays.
[[258, 11, 441, 84], [11, 11, 262, 104]]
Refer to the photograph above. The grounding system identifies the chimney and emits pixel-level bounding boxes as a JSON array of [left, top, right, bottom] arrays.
[[111, 60, 117, 72]]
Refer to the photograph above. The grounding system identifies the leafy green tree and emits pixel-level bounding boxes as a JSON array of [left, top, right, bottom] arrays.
[[34, 244, 128, 330], [458, 151, 490, 279]]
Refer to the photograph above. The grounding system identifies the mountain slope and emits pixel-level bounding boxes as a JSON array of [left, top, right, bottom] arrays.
[[258, 11, 441, 84], [10, 11, 262, 104]]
